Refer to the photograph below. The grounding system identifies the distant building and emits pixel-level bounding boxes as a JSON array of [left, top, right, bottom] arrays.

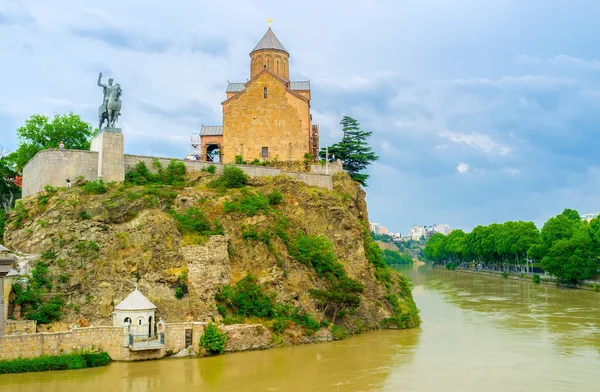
[[433, 224, 450, 235], [369, 222, 381, 235], [408, 225, 426, 241], [379, 226, 388, 235]]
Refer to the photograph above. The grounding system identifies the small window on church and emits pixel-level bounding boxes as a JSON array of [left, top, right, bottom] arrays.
[[262, 147, 269, 158], [264, 87, 267, 98]]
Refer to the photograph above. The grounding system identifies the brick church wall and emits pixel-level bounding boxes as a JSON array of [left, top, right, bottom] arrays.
[[222, 72, 310, 164]]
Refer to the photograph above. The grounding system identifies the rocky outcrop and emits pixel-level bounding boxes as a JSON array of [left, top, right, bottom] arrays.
[[2, 172, 418, 334], [184, 236, 232, 321]]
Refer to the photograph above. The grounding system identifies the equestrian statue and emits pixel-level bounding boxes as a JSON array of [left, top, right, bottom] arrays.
[[97, 72, 123, 131]]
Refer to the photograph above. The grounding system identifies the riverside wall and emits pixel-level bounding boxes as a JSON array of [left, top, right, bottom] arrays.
[[0, 322, 276, 362]]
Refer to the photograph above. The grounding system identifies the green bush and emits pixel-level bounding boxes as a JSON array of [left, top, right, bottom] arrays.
[[331, 325, 348, 341], [175, 271, 188, 299], [241, 226, 272, 245], [175, 286, 185, 299], [0, 352, 110, 374], [0, 208, 5, 241], [216, 274, 275, 318], [382, 249, 413, 265], [28, 297, 64, 324], [267, 190, 283, 206], [501, 271, 509, 279], [290, 233, 344, 279], [234, 155, 244, 164], [82, 179, 108, 195], [224, 191, 270, 216], [12, 261, 64, 324], [271, 319, 289, 334], [125, 160, 186, 186], [445, 262, 457, 270], [200, 322, 227, 355], [207, 164, 217, 174], [171, 207, 211, 234], [78, 209, 91, 220], [363, 229, 391, 283], [273, 303, 321, 334], [532, 274, 541, 284], [216, 275, 321, 334], [219, 166, 248, 188]]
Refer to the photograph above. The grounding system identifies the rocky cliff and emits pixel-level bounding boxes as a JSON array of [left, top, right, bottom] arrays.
[[2, 169, 419, 335]]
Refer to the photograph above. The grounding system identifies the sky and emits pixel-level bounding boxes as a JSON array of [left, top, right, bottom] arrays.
[[1, 0, 600, 234]]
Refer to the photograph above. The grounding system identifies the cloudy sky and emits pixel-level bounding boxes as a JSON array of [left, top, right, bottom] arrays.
[[1, 0, 600, 234]]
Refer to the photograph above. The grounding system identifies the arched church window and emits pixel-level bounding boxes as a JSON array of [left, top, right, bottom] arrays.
[[264, 87, 268, 98], [276, 61, 279, 75]]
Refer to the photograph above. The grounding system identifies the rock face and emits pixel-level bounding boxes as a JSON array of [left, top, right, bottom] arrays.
[[184, 236, 232, 321], [2, 173, 418, 333]]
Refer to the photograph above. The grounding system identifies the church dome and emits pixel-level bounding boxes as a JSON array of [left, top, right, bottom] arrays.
[[251, 27, 288, 54]]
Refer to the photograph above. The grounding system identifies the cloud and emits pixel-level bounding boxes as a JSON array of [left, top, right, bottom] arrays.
[[70, 26, 172, 53], [2, 0, 600, 234], [515, 54, 600, 71], [439, 131, 511, 155], [457, 162, 470, 173]]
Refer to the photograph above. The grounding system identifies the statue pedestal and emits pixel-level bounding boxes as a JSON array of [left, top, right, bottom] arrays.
[[90, 131, 125, 182], [101, 127, 122, 134]]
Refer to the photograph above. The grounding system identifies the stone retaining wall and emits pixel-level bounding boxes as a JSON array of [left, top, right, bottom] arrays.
[[22, 150, 99, 197], [22, 149, 339, 198], [0, 326, 126, 361], [0, 322, 275, 361]]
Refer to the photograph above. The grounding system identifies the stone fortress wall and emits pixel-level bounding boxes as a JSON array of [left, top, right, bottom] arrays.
[[22, 131, 343, 198]]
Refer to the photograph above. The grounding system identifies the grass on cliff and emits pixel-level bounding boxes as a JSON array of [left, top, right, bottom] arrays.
[[0, 352, 111, 374], [362, 226, 420, 329]]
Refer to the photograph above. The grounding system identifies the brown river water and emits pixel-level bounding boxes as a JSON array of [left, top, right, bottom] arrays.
[[1, 264, 599, 392]]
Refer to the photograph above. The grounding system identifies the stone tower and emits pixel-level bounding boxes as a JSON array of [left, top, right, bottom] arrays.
[[250, 27, 290, 80]]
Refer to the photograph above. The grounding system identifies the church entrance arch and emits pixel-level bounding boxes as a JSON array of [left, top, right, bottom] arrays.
[[207, 144, 220, 162]]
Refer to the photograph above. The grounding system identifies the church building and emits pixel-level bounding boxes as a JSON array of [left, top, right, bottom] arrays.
[[199, 24, 319, 163]]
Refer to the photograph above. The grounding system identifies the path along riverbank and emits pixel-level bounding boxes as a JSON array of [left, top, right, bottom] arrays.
[[435, 265, 600, 292]]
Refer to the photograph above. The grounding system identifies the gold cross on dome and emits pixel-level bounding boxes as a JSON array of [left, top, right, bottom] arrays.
[[267, 19, 273, 28]]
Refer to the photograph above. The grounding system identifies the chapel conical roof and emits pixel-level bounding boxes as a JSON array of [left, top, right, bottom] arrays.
[[251, 28, 288, 54], [114, 288, 157, 311]]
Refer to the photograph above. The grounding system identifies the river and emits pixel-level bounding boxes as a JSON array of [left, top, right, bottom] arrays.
[[1, 264, 599, 391]]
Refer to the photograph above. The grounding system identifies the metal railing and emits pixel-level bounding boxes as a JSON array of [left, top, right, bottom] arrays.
[[128, 333, 165, 350]]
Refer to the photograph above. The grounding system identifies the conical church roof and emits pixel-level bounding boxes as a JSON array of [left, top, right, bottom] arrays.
[[251, 28, 288, 54], [115, 288, 157, 311]]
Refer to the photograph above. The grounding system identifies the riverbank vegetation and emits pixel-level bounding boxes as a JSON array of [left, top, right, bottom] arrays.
[[424, 209, 600, 284], [0, 352, 110, 374]]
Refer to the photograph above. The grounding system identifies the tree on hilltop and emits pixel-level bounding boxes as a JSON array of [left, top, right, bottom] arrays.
[[8, 113, 95, 171], [320, 116, 379, 187]]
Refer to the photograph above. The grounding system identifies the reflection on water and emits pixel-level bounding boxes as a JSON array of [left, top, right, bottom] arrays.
[[1, 264, 599, 392]]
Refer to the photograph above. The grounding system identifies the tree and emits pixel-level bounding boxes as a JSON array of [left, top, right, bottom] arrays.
[[320, 116, 379, 186], [0, 147, 21, 212], [8, 113, 95, 171], [424, 233, 447, 263], [541, 226, 598, 283]]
